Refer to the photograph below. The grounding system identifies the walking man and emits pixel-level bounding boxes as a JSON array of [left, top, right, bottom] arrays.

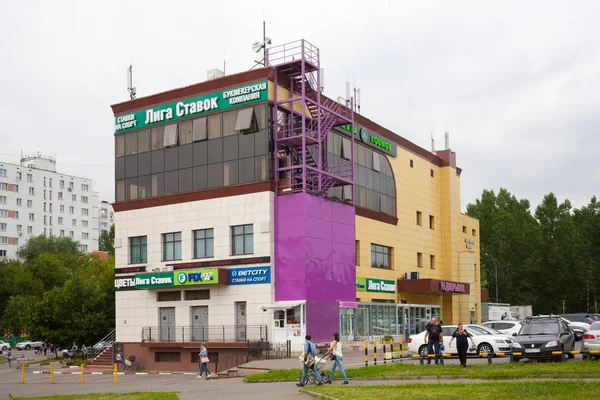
[[6, 349, 11, 368], [297, 335, 324, 387], [423, 317, 443, 364]]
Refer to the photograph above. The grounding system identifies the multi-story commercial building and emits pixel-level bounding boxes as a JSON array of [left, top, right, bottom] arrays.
[[0, 154, 100, 259], [100, 201, 114, 234], [111, 40, 480, 371]]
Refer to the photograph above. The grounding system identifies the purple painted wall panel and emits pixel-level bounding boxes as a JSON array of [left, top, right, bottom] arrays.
[[275, 193, 356, 338], [306, 301, 340, 343]]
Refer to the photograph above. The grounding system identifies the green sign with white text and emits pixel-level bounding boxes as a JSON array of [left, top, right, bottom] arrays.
[[356, 277, 367, 292], [114, 80, 269, 134], [366, 278, 396, 293], [338, 124, 397, 157], [133, 272, 175, 289]]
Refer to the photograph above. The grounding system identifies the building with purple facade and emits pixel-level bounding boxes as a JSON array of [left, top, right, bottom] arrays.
[[111, 40, 480, 371]]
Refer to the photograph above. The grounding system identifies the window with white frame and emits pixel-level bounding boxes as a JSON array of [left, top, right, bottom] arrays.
[[81, 196, 88, 204], [72, 194, 76, 201], [27, 226, 33, 234], [0, 210, 7, 218], [60, 230, 64, 237], [16, 225, 22, 233], [58, 217, 63, 225], [13, 211, 18, 219], [27, 174, 32, 182], [231, 224, 254, 255], [0, 183, 7, 190], [0, 169, 6, 177], [29, 213, 34, 221], [69, 231, 74, 238], [0, 196, 6, 204], [72, 219, 76, 227], [80, 244, 87, 252], [0, 223, 6, 231], [27, 200, 33, 208], [58, 192, 63, 200], [0, 237, 7, 244], [82, 208, 89, 216], [29, 187, 34, 195], [0, 250, 6, 257], [82, 232, 89, 240], [81, 220, 88, 228], [82, 184, 89, 192], [69, 206, 74, 214], [16, 198, 22, 206]]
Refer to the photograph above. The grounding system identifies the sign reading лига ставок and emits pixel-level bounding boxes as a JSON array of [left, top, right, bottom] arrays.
[[114, 81, 268, 134], [229, 266, 271, 285]]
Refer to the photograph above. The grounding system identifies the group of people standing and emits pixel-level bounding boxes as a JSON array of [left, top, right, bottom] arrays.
[[424, 317, 475, 367]]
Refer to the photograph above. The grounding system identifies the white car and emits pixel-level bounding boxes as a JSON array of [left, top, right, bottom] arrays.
[[0, 341, 10, 351], [407, 324, 513, 357], [583, 321, 600, 360], [16, 340, 43, 350], [481, 321, 524, 337]]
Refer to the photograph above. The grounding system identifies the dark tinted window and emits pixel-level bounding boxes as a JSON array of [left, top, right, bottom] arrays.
[[138, 152, 151, 176], [126, 177, 138, 200], [138, 175, 151, 199], [125, 155, 138, 178], [239, 131, 255, 159], [224, 161, 239, 186], [152, 173, 164, 196], [165, 170, 178, 195], [223, 135, 239, 161], [138, 129, 150, 153], [255, 129, 267, 155], [193, 141, 208, 166], [165, 147, 179, 171], [179, 168, 193, 193], [125, 131, 137, 155], [178, 144, 193, 169], [194, 166, 208, 190], [185, 290, 210, 300], [208, 139, 223, 164], [208, 163, 223, 188], [239, 158, 255, 184], [115, 157, 125, 180], [151, 126, 164, 150], [151, 149, 165, 173]]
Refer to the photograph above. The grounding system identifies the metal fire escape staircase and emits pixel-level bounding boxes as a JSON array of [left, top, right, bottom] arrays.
[[268, 40, 355, 199]]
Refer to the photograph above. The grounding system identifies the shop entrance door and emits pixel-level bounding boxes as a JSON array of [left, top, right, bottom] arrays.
[[235, 302, 247, 341], [340, 309, 355, 341], [191, 306, 208, 342], [355, 307, 369, 339], [159, 307, 176, 342]]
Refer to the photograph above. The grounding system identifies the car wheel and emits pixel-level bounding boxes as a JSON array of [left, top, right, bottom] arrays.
[[25, 345, 30, 350], [477, 343, 493, 356], [1, 346, 6, 351], [419, 345, 428, 358]]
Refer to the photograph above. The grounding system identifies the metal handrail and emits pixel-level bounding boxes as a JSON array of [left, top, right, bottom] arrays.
[[267, 39, 319, 66], [141, 325, 269, 343], [90, 329, 116, 360]]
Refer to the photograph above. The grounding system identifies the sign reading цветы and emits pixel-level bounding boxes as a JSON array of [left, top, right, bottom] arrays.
[[114, 81, 268, 134]]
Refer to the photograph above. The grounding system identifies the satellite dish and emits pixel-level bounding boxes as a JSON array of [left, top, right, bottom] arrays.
[[265, 37, 272, 45], [252, 40, 262, 53]]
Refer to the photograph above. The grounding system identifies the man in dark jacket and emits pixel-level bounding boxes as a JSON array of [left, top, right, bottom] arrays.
[[423, 317, 443, 364]]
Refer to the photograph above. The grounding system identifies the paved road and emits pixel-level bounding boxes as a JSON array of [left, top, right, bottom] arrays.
[[0, 370, 313, 400]]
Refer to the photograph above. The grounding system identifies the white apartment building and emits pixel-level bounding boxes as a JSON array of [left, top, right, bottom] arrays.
[[0, 155, 100, 259], [100, 201, 114, 234]]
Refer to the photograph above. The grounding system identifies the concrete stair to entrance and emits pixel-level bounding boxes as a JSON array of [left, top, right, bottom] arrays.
[[87, 347, 114, 367]]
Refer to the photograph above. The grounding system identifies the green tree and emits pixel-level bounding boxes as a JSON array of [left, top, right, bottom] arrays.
[[99, 224, 115, 256], [466, 188, 541, 306], [16, 235, 81, 263]]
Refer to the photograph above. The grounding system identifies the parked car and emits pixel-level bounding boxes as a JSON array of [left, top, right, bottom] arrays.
[[16, 340, 44, 350], [511, 316, 575, 362], [562, 313, 595, 324], [582, 321, 600, 360], [559, 316, 590, 341], [92, 341, 111, 352], [0, 340, 10, 350], [481, 321, 524, 337], [407, 324, 512, 357]]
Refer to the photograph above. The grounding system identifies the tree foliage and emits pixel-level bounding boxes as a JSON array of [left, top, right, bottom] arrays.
[[467, 190, 600, 314], [99, 224, 115, 256], [0, 237, 115, 347]]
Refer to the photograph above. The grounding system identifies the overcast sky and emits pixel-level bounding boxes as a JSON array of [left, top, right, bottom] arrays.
[[1, 0, 598, 212]]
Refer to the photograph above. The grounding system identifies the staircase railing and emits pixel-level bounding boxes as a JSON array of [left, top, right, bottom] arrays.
[[89, 329, 116, 361]]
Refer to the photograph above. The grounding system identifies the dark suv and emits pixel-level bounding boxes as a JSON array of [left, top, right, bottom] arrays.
[[511, 316, 575, 362]]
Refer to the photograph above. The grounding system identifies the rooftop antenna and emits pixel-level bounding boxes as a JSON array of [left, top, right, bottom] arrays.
[[431, 133, 435, 152], [251, 16, 271, 69], [444, 131, 450, 149], [127, 64, 137, 100]]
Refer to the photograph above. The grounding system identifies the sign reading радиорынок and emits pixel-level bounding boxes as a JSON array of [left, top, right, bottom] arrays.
[[114, 81, 268, 134]]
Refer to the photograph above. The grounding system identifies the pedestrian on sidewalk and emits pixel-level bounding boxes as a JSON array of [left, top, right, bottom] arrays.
[[424, 317, 443, 365], [327, 332, 348, 385], [43, 343, 48, 357], [6, 349, 11, 368], [449, 323, 475, 367], [197, 344, 212, 379], [297, 334, 324, 387], [82, 344, 88, 360]]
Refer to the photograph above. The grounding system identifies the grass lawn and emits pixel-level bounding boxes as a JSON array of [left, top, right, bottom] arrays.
[[245, 360, 600, 382], [0, 355, 5, 362], [304, 381, 600, 399], [13, 393, 178, 400]]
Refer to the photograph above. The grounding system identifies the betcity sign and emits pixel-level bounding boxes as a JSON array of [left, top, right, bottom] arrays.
[[229, 266, 271, 285]]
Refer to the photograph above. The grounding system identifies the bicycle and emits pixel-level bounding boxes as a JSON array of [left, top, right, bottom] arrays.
[[118, 354, 138, 371]]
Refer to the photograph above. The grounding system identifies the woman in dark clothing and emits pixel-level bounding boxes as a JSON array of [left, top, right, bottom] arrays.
[[449, 323, 475, 367]]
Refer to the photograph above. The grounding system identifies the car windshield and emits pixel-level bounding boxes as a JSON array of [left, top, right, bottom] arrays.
[[466, 326, 490, 335], [590, 321, 600, 330], [520, 322, 559, 335]]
